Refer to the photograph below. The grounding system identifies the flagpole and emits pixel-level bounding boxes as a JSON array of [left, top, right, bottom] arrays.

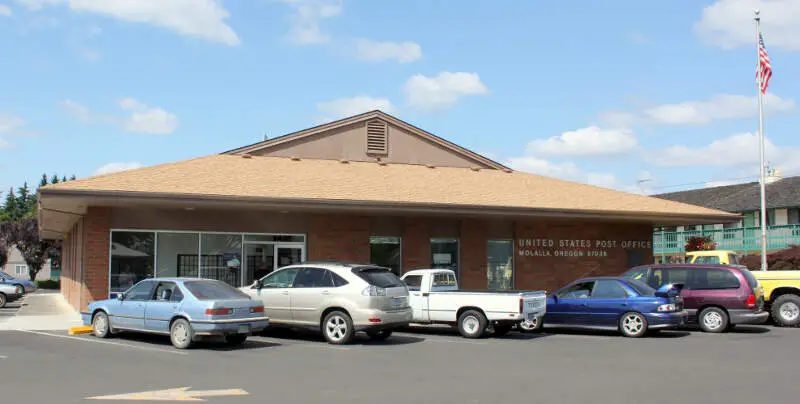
[[755, 9, 768, 271]]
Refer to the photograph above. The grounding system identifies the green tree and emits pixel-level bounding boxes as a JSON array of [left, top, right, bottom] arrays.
[[2, 186, 21, 222], [39, 173, 48, 188], [70, 175, 76, 180], [61, 176, 67, 183], [51, 175, 60, 184]]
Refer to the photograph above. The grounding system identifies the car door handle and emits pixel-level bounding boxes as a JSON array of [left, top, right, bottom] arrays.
[[321, 291, 330, 295], [280, 291, 289, 295]]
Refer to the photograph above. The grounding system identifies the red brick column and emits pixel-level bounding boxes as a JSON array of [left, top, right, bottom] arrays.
[[82, 207, 111, 311], [307, 214, 370, 263], [460, 219, 487, 289], [401, 217, 430, 273]]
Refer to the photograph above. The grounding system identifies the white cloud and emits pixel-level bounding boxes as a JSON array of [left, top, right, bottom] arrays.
[[15, 0, 240, 45], [587, 173, 620, 189], [60, 98, 178, 135], [352, 39, 422, 63], [404, 72, 489, 112], [507, 156, 642, 193], [705, 179, 741, 188], [315, 96, 395, 124], [281, 0, 342, 45], [525, 126, 639, 157], [94, 162, 143, 175], [695, 0, 800, 50], [645, 93, 795, 125], [647, 132, 800, 173], [0, 5, 12, 16]]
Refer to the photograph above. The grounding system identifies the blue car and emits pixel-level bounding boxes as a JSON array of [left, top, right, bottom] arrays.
[[0, 272, 37, 294], [81, 278, 269, 349], [543, 276, 688, 338]]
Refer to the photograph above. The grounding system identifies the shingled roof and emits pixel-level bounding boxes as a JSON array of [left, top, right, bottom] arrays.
[[653, 176, 800, 213], [39, 154, 737, 223]]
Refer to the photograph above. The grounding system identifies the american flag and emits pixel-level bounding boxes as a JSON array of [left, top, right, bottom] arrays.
[[757, 32, 772, 94]]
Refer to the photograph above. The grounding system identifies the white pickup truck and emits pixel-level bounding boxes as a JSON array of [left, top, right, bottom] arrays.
[[400, 269, 547, 338]]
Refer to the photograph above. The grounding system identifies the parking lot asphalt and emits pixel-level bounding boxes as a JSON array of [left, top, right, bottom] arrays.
[[0, 297, 24, 321], [1, 325, 798, 404]]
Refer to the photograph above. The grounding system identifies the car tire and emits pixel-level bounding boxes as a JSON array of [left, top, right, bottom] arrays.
[[322, 311, 354, 345], [771, 294, 800, 327], [170, 318, 194, 349], [366, 330, 393, 341], [518, 317, 543, 333], [698, 307, 729, 333], [92, 311, 111, 339], [493, 324, 512, 337], [457, 310, 487, 339], [224, 334, 248, 346], [0, 293, 6, 309], [619, 312, 648, 338]]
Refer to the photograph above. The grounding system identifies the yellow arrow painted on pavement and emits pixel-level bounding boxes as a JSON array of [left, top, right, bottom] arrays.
[[86, 387, 249, 401]]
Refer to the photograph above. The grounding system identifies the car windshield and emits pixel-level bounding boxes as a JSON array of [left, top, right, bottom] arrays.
[[183, 280, 249, 300], [0, 272, 14, 280], [353, 267, 405, 288], [623, 278, 656, 296]]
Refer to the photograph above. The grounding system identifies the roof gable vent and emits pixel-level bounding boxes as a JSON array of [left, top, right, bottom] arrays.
[[365, 119, 388, 155]]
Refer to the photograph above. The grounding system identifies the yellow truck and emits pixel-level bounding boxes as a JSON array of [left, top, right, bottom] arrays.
[[685, 250, 800, 327]]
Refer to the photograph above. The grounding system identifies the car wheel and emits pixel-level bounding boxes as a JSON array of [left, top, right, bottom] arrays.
[[92, 311, 111, 339], [619, 312, 648, 338], [366, 330, 393, 341], [322, 311, 354, 345], [698, 307, 729, 333], [14, 285, 23, 295], [0, 293, 6, 309], [224, 334, 248, 346], [170, 318, 194, 349], [771, 294, 800, 327], [518, 317, 543, 333], [493, 324, 512, 337], [457, 310, 487, 339]]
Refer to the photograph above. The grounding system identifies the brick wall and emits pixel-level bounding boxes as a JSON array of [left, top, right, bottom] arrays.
[[81, 207, 111, 310], [459, 219, 488, 290], [307, 214, 370, 262], [401, 217, 430, 272]]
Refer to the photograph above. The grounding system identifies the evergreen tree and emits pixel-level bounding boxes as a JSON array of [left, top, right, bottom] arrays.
[[51, 175, 60, 184], [61, 176, 67, 183], [2, 186, 20, 221], [70, 174, 76, 181], [39, 173, 49, 188]]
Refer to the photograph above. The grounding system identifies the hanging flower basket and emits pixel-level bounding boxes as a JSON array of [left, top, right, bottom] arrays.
[[685, 235, 717, 252]]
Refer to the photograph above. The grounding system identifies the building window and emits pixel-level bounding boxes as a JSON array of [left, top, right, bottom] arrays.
[[767, 209, 776, 226], [200, 234, 243, 287], [743, 212, 756, 228], [369, 236, 402, 275], [789, 208, 800, 225], [487, 240, 513, 290], [430, 238, 459, 277], [15, 265, 27, 276], [156, 232, 199, 278], [110, 231, 155, 293]]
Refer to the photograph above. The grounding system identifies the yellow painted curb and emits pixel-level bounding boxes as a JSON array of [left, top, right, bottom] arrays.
[[68, 326, 93, 335]]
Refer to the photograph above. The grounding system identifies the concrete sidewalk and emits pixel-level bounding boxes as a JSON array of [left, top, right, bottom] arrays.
[[0, 291, 82, 331]]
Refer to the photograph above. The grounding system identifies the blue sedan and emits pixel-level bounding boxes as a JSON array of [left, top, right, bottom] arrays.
[[81, 278, 269, 349], [0, 272, 37, 294], [543, 276, 688, 338]]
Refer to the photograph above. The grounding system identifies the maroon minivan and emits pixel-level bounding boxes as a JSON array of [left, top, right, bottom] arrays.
[[621, 264, 768, 333]]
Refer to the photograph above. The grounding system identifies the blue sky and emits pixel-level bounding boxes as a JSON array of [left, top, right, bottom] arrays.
[[0, 0, 798, 198]]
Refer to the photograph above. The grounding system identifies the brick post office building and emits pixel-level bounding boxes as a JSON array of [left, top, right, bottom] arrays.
[[36, 111, 738, 311]]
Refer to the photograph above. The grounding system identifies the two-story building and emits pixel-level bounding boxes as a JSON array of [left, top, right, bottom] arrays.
[[651, 170, 800, 262], [35, 110, 736, 311]]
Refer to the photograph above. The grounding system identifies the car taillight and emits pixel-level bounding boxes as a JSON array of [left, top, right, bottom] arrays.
[[746, 294, 756, 308], [657, 304, 677, 312], [362, 285, 387, 296], [519, 298, 524, 313], [250, 306, 264, 314], [205, 308, 232, 316]]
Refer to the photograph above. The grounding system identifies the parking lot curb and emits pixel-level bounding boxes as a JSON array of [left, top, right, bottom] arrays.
[[68, 326, 93, 335]]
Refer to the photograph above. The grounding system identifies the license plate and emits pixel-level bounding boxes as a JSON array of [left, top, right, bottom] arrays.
[[238, 325, 250, 334], [391, 297, 404, 307]]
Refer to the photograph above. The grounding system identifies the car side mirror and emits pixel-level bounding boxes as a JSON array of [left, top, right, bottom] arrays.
[[251, 280, 261, 290], [551, 295, 558, 303], [116, 292, 125, 301]]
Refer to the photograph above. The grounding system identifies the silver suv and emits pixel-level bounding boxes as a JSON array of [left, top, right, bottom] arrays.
[[243, 262, 412, 344]]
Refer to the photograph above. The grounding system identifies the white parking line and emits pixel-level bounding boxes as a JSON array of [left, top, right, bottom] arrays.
[[18, 330, 190, 356]]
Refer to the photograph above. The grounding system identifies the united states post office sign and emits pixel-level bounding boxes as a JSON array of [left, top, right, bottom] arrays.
[[516, 238, 653, 258]]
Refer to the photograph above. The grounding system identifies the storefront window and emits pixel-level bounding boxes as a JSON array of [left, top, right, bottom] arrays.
[[370, 236, 402, 275], [200, 234, 243, 287], [431, 238, 459, 277], [487, 240, 513, 290], [156, 232, 200, 278], [110, 231, 155, 293]]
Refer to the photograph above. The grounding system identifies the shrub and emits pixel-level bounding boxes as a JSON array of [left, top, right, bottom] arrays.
[[36, 279, 60, 289], [740, 245, 800, 271], [685, 236, 717, 252]]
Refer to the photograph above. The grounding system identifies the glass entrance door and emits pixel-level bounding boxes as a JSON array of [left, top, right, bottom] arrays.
[[243, 243, 305, 286]]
